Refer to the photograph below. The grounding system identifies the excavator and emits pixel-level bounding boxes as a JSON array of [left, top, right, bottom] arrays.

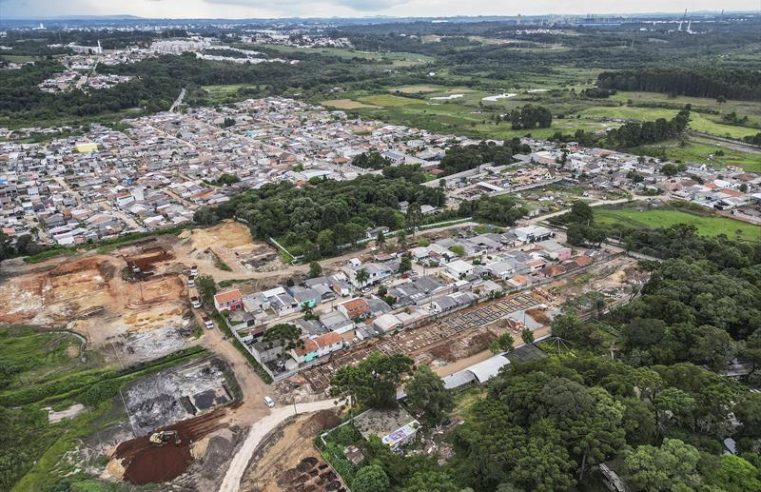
[[149, 430, 181, 446]]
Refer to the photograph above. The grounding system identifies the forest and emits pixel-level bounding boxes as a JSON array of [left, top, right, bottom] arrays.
[[597, 68, 761, 101], [323, 222, 761, 492], [439, 139, 531, 175], [194, 175, 446, 259], [606, 106, 692, 148]]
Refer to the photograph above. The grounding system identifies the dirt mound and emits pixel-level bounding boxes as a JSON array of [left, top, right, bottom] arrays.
[[525, 307, 551, 325], [114, 407, 227, 485], [127, 247, 174, 272], [50, 256, 108, 276], [299, 411, 340, 438]]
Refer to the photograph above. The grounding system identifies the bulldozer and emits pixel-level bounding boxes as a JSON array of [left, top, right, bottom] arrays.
[[149, 430, 181, 446]]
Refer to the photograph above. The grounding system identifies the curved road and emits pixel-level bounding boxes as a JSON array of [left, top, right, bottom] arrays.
[[217, 398, 339, 492]]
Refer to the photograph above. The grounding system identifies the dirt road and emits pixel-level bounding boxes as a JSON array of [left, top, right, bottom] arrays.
[[196, 314, 271, 428], [218, 399, 339, 492]]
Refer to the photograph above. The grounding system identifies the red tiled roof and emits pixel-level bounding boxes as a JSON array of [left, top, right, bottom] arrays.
[[214, 289, 242, 304], [340, 298, 370, 318]]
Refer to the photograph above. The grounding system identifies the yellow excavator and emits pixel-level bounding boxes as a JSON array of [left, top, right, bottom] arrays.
[[149, 430, 181, 446]]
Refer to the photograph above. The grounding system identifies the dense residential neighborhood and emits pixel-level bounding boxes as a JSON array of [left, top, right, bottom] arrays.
[[1, 11, 761, 492]]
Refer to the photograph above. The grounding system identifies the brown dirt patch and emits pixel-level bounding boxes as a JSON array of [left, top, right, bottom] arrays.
[[525, 308, 551, 325], [114, 407, 229, 485]]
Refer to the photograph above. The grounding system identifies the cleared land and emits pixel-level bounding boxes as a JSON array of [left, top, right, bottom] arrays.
[[320, 98, 379, 109], [595, 205, 760, 240], [631, 137, 761, 173]]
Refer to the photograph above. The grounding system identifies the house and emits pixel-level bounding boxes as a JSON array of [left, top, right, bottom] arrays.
[[484, 260, 514, 280], [431, 292, 478, 314], [288, 286, 322, 308], [354, 408, 420, 451], [338, 298, 371, 320], [446, 259, 474, 279], [291, 331, 343, 364], [319, 310, 355, 334], [214, 289, 243, 312], [373, 313, 403, 333], [513, 225, 554, 244], [366, 297, 392, 317], [537, 240, 571, 261]]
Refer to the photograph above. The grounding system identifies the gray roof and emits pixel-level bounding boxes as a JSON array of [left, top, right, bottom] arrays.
[[465, 355, 511, 383]]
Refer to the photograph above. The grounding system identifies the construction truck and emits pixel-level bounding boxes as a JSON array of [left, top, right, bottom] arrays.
[[149, 430, 181, 446]]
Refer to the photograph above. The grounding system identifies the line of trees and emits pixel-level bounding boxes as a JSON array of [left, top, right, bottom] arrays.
[[597, 68, 761, 101], [500, 104, 553, 130], [194, 174, 445, 260], [439, 139, 530, 175], [606, 106, 691, 148]]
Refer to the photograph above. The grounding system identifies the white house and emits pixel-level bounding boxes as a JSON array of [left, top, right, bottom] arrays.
[[446, 259, 474, 279]]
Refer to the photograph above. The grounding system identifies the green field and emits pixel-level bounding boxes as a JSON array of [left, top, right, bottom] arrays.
[[580, 106, 760, 139], [0, 325, 207, 491], [595, 205, 760, 241], [631, 137, 761, 173]]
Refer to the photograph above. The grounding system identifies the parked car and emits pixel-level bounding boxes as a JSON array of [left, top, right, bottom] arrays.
[[264, 396, 275, 408], [190, 296, 201, 308], [202, 315, 213, 329]]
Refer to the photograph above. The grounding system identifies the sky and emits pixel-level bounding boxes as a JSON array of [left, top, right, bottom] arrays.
[[0, 0, 757, 20]]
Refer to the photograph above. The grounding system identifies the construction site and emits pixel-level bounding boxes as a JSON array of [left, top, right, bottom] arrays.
[[292, 289, 553, 396], [122, 357, 235, 437], [239, 410, 346, 492], [93, 355, 250, 489]]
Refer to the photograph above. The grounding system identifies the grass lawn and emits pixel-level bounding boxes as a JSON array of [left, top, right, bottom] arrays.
[[321, 98, 379, 109], [580, 105, 760, 140], [595, 205, 760, 241], [631, 137, 761, 173]]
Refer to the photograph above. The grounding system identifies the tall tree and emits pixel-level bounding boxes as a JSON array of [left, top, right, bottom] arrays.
[[353, 464, 390, 492], [330, 352, 413, 409], [405, 366, 454, 426]]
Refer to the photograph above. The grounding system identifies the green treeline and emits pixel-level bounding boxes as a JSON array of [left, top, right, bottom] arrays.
[[597, 68, 761, 101], [195, 175, 446, 259], [606, 106, 691, 148], [439, 139, 530, 175], [502, 104, 553, 130]]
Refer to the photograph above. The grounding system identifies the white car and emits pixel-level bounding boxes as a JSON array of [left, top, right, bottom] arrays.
[[264, 396, 275, 408]]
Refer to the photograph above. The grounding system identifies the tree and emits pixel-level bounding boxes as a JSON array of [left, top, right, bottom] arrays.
[[376, 230, 386, 248], [551, 314, 601, 347], [308, 261, 323, 278], [398, 255, 412, 273], [566, 201, 594, 226], [623, 439, 703, 492], [330, 352, 413, 409], [353, 464, 390, 492], [354, 268, 370, 287], [511, 434, 576, 491], [660, 163, 678, 177], [405, 366, 454, 426], [707, 455, 761, 492], [406, 202, 422, 237], [262, 324, 303, 351], [402, 471, 459, 492], [196, 275, 217, 307], [521, 328, 534, 345], [490, 333, 514, 353]]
